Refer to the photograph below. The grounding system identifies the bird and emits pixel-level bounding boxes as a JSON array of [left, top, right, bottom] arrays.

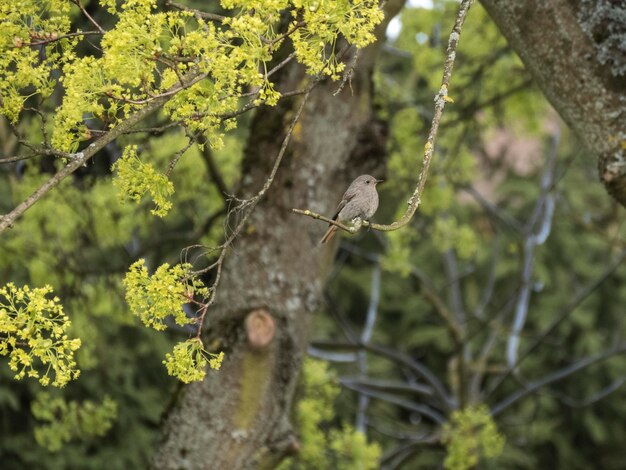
[[320, 174, 383, 244]]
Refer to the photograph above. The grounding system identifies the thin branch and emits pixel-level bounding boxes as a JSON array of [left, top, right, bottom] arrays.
[[462, 185, 524, 233], [357, 259, 381, 432], [491, 343, 626, 416], [473, 233, 501, 319], [381, 439, 436, 470], [444, 78, 532, 128], [506, 128, 560, 367], [334, 49, 359, 97], [69, 0, 105, 33], [548, 377, 626, 408], [0, 72, 202, 233], [312, 339, 454, 410], [343, 383, 446, 424], [486, 247, 626, 398], [308, 346, 358, 362], [106, 72, 208, 105], [340, 376, 434, 398], [165, 0, 227, 22], [443, 248, 466, 326], [24, 30, 103, 46], [197, 136, 231, 202], [166, 136, 197, 176], [293, 0, 474, 233], [410, 268, 464, 346], [0, 153, 39, 164], [190, 88, 312, 313]]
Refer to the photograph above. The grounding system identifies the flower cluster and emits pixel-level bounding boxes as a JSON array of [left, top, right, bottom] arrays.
[[112, 145, 175, 217], [442, 404, 505, 470], [0, 283, 81, 387], [163, 338, 224, 383], [123, 259, 207, 330]]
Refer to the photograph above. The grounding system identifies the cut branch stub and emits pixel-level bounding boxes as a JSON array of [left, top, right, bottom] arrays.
[[245, 309, 276, 350]]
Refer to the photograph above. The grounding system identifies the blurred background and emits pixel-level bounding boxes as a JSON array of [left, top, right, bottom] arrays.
[[1, 0, 625, 468]]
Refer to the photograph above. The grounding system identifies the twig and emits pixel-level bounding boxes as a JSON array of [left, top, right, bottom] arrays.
[[311, 339, 454, 410], [506, 128, 559, 367], [106, 72, 208, 105], [190, 88, 312, 317], [197, 135, 231, 202], [24, 30, 103, 46], [292, 0, 474, 233], [548, 376, 625, 408], [165, 0, 227, 22], [69, 0, 105, 33], [491, 343, 626, 416], [0, 73, 203, 233], [166, 136, 197, 176], [308, 346, 358, 362], [410, 269, 464, 346], [340, 376, 434, 398], [343, 382, 446, 424], [334, 49, 359, 96], [486, 247, 626, 399], [356, 259, 381, 432]]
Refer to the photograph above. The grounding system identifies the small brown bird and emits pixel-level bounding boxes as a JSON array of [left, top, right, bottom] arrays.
[[320, 174, 383, 244]]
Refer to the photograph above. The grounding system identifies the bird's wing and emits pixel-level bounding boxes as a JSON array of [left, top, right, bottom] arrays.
[[333, 186, 358, 220]]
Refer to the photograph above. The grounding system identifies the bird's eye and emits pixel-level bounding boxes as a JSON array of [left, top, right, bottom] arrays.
[[366, 180, 370, 184]]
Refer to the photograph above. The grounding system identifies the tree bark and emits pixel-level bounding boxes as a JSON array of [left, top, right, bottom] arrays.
[[480, 0, 626, 205], [152, 2, 404, 468]]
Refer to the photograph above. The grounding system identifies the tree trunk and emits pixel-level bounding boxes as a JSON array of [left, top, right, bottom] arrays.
[[152, 2, 404, 468], [480, 0, 626, 205]]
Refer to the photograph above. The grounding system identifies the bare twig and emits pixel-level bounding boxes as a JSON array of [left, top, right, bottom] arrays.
[[165, 0, 227, 22], [311, 339, 455, 410], [356, 259, 381, 432], [334, 49, 359, 96], [506, 129, 559, 367], [69, 0, 105, 33], [340, 377, 434, 398], [197, 136, 231, 202], [293, 0, 474, 234], [486, 247, 626, 399], [166, 136, 197, 177], [24, 30, 103, 46], [344, 382, 446, 424], [190, 88, 312, 328], [491, 343, 626, 416], [410, 268, 464, 346], [548, 376, 626, 408], [107, 72, 208, 105]]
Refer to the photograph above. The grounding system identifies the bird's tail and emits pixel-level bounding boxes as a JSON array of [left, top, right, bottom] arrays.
[[320, 225, 338, 244]]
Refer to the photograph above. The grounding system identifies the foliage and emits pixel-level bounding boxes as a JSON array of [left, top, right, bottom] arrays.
[[442, 405, 505, 470], [0, 283, 81, 387], [0, 0, 75, 122], [278, 358, 381, 470], [123, 259, 206, 331], [31, 393, 118, 452]]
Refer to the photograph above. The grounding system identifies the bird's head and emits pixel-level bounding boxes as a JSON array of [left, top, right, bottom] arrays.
[[356, 175, 384, 187]]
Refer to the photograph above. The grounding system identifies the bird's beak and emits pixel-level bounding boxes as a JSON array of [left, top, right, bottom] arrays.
[[376, 179, 384, 184]]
